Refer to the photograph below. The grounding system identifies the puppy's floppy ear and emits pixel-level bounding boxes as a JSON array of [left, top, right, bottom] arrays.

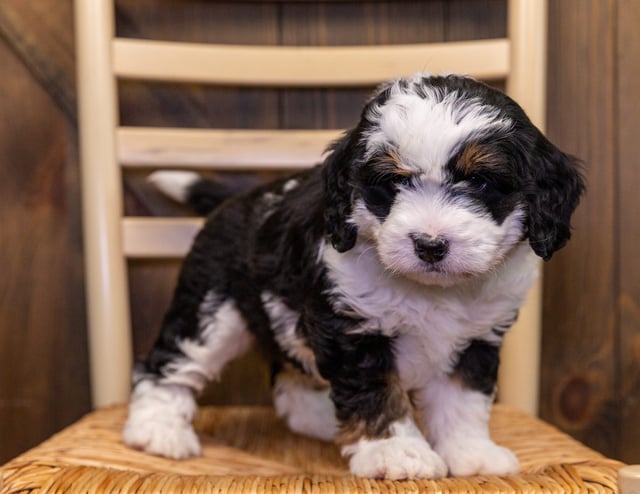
[[526, 135, 585, 261], [322, 130, 359, 252]]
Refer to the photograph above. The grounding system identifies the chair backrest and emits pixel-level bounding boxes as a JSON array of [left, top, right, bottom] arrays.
[[74, 0, 548, 414]]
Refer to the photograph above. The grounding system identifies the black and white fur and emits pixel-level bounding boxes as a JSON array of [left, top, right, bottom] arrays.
[[123, 74, 584, 480]]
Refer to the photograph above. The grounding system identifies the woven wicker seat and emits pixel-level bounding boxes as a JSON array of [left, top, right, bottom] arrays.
[[0, 404, 624, 493]]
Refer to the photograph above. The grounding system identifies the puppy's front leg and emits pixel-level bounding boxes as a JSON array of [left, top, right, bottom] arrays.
[[321, 334, 447, 480], [419, 340, 519, 477]]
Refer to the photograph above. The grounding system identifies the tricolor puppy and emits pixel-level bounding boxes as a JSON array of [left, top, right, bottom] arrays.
[[123, 74, 584, 479]]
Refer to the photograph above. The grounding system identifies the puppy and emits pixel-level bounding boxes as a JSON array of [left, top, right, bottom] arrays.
[[123, 74, 584, 480]]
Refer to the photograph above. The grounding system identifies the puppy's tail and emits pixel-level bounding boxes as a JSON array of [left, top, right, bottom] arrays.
[[148, 171, 234, 215]]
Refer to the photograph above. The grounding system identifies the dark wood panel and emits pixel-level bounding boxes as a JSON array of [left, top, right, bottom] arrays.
[[541, 0, 619, 458], [116, 0, 281, 130], [279, 2, 447, 130], [0, 29, 89, 462], [616, 0, 640, 464], [446, 0, 506, 40], [116, 0, 280, 44], [0, 0, 76, 122], [279, 2, 377, 130], [446, 0, 506, 92], [281, 1, 448, 46]]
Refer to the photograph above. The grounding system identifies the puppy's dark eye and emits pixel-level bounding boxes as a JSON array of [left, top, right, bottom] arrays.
[[395, 175, 412, 188], [369, 172, 411, 189], [360, 172, 411, 220], [468, 174, 489, 191]]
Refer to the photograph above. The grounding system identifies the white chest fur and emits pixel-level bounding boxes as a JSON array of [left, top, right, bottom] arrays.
[[323, 241, 539, 391]]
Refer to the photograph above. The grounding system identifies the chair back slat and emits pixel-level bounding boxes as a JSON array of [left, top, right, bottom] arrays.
[[118, 128, 341, 170], [122, 218, 203, 258], [113, 38, 510, 86], [76, 0, 548, 413]]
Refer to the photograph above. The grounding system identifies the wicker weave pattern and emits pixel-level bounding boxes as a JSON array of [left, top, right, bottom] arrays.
[[1, 405, 624, 493]]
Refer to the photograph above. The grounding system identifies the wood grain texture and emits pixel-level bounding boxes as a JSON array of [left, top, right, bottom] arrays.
[[116, 0, 280, 131], [0, 0, 76, 121], [0, 26, 90, 462], [541, 0, 619, 458], [616, 0, 640, 463], [446, 0, 507, 41], [279, 1, 448, 130], [117, 127, 340, 169], [112, 38, 510, 86]]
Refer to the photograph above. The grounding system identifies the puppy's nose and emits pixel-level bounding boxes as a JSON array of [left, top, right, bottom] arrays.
[[410, 233, 449, 263]]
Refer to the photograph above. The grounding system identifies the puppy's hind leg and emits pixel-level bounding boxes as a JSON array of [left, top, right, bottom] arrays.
[[123, 291, 254, 459], [273, 368, 338, 442]]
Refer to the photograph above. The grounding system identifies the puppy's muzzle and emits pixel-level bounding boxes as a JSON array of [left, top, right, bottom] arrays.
[[410, 233, 449, 263]]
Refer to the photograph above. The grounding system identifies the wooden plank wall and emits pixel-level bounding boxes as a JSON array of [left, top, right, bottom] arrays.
[[0, 0, 638, 466], [539, 0, 640, 463], [540, 0, 619, 456], [0, 0, 90, 465], [616, 0, 640, 461]]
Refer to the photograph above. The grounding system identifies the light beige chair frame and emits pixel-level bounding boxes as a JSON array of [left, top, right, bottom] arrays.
[[75, 0, 547, 413]]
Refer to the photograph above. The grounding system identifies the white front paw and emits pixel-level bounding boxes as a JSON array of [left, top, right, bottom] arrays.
[[123, 412, 201, 460], [344, 436, 448, 480], [122, 381, 201, 460], [436, 438, 519, 477]]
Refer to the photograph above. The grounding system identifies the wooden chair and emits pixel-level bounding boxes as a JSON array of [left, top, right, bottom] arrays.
[[0, 0, 631, 493], [78, 0, 545, 415]]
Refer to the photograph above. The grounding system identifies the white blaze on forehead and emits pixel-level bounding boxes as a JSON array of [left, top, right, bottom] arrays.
[[365, 87, 512, 181]]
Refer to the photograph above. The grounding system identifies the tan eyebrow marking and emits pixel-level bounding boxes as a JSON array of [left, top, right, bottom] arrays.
[[369, 148, 413, 178], [456, 142, 504, 174]]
